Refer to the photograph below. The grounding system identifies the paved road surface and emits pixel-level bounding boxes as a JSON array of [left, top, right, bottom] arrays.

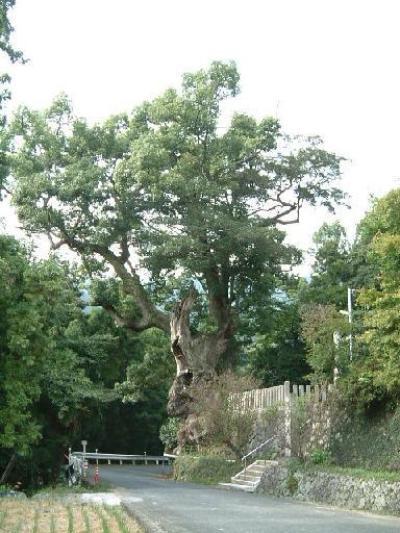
[[99, 464, 400, 532]]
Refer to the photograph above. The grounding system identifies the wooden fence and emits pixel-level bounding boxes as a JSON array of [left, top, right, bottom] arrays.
[[237, 381, 333, 411], [234, 381, 334, 458]]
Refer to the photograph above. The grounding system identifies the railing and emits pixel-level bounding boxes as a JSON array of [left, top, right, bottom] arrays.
[[71, 452, 170, 466], [163, 453, 178, 460], [241, 435, 276, 479], [66, 451, 169, 486], [241, 436, 276, 463]]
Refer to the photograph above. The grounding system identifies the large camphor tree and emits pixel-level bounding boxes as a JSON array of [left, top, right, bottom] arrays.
[[9, 62, 344, 424]]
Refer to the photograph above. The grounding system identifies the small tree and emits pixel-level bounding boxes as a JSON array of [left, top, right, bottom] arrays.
[[301, 304, 349, 382], [350, 189, 400, 405]]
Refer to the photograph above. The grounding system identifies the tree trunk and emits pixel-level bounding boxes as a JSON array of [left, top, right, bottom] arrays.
[[167, 289, 232, 451], [0, 453, 16, 484]]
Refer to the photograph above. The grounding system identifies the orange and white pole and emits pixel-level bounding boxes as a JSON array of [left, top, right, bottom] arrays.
[[94, 448, 100, 484]]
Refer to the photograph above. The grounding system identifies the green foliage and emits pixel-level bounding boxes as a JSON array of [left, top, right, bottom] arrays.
[[3, 61, 347, 486], [290, 397, 311, 460], [0, 1, 24, 64], [115, 328, 173, 403], [299, 222, 352, 309], [9, 62, 344, 353], [329, 404, 400, 471], [300, 304, 349, 382], [247, 296, 309, 387], [73, 320, 172, 457], [309, 448, 331, 465], [0, 236, 98, 455], [173, 455, 241, 484], [343, 189, 400, 406], [286, 473, 299, 495], [301, 464, 400, 482], [159, 417, 180, 452], [0, 0, 25, 195], [0, 235, 171, 488]]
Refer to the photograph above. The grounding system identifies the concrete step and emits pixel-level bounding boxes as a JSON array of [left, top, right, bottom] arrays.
[[244, 467, 265, 474], [254, 459, 278, 466], [219, 482, 255, 493], [232, 467, 265, 478], [233, 473, 261, 482], [225, 459, 278, 494], [230, 478, 258, 487]]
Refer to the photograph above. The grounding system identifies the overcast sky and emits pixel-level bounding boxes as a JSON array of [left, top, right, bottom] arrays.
[[2, 0, 400, 273]]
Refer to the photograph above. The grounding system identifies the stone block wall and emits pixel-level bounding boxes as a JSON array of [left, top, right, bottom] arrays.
[[258, 462, 400, 515]]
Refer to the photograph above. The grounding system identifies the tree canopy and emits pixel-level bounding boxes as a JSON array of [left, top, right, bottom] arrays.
[[350, 190, 400, 405], [0, 236, 98, 455], [0, 0, 25, 195], [0, 235, 173, 486], [0, 0, 24, 64], [9, 62, 344, 421]]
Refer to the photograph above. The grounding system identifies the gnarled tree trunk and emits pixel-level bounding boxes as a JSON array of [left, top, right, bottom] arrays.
[[167, 289, 232, 451]]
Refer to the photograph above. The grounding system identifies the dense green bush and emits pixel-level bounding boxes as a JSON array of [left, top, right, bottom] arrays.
[[159, 417, 180, 452], [329, 404, 400, 471], [309, 448, 331, 465], [173, 455, 241, 484]]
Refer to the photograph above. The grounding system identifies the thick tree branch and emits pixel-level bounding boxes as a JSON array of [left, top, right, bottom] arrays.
[[93, 245, 170, 333], [53, 228, 170, 333]]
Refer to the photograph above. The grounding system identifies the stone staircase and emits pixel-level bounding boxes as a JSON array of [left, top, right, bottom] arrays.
[[219, 459, 278, 493]]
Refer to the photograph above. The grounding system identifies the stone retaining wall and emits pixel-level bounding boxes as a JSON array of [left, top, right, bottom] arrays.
[[258, 462, 400, 515]]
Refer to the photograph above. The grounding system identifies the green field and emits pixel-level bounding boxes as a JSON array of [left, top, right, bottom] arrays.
[[0, 498, 142, 533]]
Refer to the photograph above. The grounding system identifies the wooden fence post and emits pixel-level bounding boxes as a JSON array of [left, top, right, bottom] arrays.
[[284, 380, 291, 457]]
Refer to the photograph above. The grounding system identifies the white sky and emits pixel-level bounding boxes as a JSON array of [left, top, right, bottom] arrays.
[[2, 0, 400, 274]]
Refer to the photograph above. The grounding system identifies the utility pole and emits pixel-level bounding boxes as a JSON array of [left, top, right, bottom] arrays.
[[347, 287, 353, 361], [339, 287, 354, 361]]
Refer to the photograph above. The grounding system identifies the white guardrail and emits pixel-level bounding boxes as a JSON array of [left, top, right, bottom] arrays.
[[71, 452, 171, 465]]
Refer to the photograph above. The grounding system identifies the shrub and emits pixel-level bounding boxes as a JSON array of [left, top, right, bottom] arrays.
[[173, 455, 241, 484], [309, 448, 331, 465], [329, 404, 400, 471], [286, 473, 299, 495], [188, 371, 259, 459], [159, 417, 180, 453]]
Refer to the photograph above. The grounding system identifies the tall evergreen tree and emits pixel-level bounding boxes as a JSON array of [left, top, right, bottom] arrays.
[[9, 62, 344, 428]]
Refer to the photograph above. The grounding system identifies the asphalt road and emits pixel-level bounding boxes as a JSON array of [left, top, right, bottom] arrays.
[[99, 464, 400, 533]]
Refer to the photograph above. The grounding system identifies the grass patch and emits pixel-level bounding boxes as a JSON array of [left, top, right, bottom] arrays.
[[174, 455, 241, 485], [33, 480, 112, 498], [299, 462, 400, 482]]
